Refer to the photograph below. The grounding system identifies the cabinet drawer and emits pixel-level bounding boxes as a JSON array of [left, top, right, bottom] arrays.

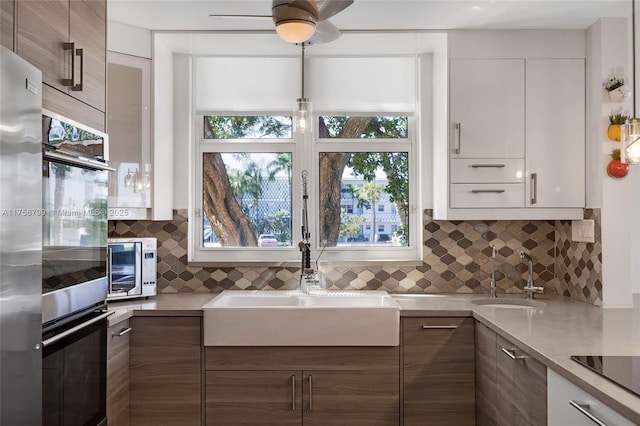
[[547, 369, 635, 426], [451, 159, 524, 183], [450, 184, 524, 208]]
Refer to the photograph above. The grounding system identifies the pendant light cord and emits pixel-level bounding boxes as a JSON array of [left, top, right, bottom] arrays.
[[301, 42, 306, 99], [634, 0, 637, 116]]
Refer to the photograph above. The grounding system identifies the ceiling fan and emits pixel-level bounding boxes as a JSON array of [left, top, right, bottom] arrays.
[[209, 0, 354, 44]]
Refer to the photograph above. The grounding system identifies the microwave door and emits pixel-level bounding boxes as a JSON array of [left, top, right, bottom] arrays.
[[109, 242, 142, 296]]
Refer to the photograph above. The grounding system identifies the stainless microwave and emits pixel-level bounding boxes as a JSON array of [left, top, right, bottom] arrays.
[[107, 237, 157, 301]]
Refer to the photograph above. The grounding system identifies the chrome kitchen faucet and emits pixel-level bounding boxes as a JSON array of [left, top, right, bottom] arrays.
[[519, 251, 543, 300], [490, 245, 497, 298]]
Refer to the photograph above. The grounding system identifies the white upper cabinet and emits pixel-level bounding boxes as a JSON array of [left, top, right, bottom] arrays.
[[450, 59, 525, 159], [525, 59, 585, 208], [434, 30, 586, 220]]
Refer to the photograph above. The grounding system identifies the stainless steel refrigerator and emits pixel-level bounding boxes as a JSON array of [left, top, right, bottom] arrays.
[[0, 45, 43, 425]]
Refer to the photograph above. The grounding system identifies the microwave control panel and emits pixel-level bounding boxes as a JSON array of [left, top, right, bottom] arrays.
[[140, 238, 157, 297]]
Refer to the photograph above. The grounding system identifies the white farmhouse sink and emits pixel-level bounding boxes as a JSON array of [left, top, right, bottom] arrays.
[[203, 290, 401, 346]]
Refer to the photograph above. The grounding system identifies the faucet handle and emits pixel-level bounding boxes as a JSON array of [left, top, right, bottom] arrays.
[[524, 286, 544, 294], [519, 251, 533, 262]]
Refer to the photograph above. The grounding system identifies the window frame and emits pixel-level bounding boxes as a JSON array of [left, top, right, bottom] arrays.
[[190, 113, 421, 264]]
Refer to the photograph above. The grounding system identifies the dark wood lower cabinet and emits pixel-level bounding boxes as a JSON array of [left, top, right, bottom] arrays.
[[475, 321, 547, 426], [496, 334, 547, 426], [107, 320, 131, 426], [302, 370, 399, 425], [402, 317, 475, 426], [130, 316, 202, 426], [475, 321, 498, 426], [206, 370, 301, 425], [204, 346, 399, 426]]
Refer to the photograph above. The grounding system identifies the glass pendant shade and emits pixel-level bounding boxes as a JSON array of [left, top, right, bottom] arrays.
[[275, 21, 316, 44], [294, 98, 312, 133], [622, 118, 640, 164]]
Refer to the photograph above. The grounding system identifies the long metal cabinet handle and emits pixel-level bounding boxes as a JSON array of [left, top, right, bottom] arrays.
[[530, 173, 538, 205], [44, 150, 116, 172], [291, 375, 296, 411], [62, 42, 75, 87], [42, 311, 114, 348], [471, 189, 506, 194], [308, 375, 313, 411], [422, 325, 458, 329], [569, 400, 608, 426], [501, 347, 526, 360], [471, 164, 506, 168], [71, 48, 84, 91], [453, 122, 461, 154], [107, 247, 112, 293], [113, 327, 132, 337]]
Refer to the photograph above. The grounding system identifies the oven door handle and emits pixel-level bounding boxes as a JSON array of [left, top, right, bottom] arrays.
[[43, 149, 115, 172], [42, 311, 114, 348]]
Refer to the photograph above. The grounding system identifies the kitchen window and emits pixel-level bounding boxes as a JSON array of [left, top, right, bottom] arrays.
[[192, 114, 418, 263]]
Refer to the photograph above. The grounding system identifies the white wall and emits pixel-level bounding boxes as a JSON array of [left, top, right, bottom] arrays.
[[162, 32, 445, 212], [587, 18, 638, 306], [107, 21, 152, 58], [152, 36, 174, 219]]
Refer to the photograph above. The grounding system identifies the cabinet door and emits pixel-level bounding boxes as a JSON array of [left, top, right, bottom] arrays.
[[525, 59, 585, 208], [130, 317, 202, 426], [302, 370, 399, 426], [205, 370, 301, 425], [107, 51, 152, 215], [403, 317, 475, 426], [16, 0, 69, 93], [69, 0, 106, 111], [496, 335, 547, 426], [450, 59, 525, 158], [475, 321, 498, 426], [107, 320, 131, 426], [1, 0, 14, 50]]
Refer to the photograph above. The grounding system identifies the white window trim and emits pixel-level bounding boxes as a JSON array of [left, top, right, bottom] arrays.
[[189, 114, 422, 264]]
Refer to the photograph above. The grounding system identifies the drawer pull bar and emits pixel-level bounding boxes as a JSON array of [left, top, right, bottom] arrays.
[[530, 172, 538, 205], [62, 42, 75, 87], [113, 327, 132, 337], [308, 375, 313, 411], [471, 189, 506, 194], [421, 325, 458, 329], [291, 375, 296, 411], [453, 122, 461, 154], [471, 164, 506, 168], [569, 400, 608, 426], [71, 47, 84, 91], [501, 347, 526, 360]]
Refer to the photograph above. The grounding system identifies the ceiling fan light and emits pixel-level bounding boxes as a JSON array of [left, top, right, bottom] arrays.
[[275, 20, 316, 43]]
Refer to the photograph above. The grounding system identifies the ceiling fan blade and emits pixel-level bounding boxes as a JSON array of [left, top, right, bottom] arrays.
[[310, 20, 341, 44], [209, 14, 272, 19], [315, 0, 353, 21], [287, 0, 319, 20]]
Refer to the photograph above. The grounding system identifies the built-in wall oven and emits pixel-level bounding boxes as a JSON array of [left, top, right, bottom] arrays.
[[42, 109, 112, 324], [42, 307, 111, 426], [41, 110, 113, 426]]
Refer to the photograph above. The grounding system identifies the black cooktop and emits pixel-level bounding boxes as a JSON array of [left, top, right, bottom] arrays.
[[571, 355, 640, 397]]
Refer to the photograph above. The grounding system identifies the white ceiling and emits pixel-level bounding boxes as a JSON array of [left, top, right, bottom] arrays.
[[109, 0, 632, 32]]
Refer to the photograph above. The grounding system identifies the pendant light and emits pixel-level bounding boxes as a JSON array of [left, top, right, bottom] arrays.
[[294, 43, 312, 134], [622, 0, 640, 164]]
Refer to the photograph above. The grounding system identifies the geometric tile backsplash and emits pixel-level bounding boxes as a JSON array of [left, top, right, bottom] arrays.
[[554, 209, 603, 306], [108, 208, 603, 305]]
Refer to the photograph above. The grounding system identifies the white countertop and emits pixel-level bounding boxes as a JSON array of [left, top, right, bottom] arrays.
[[106, 291, 640, 423]]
